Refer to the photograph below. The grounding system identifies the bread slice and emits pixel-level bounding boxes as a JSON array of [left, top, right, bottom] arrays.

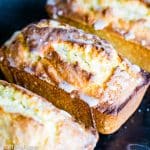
[[0, 80, 98, 149], [46, 0, 150, 49], [0, 19, 149, 134]]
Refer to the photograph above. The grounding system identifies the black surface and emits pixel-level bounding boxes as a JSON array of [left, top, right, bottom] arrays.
[[0, 0, 47, 45], [0, 1, 150, 150]]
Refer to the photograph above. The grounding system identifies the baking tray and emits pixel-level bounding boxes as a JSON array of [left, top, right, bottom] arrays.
[[0, 1, 149, 149]]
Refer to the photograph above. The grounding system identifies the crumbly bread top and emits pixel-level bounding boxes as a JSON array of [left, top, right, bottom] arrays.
[[0, 80, 98, 149], [0, 20, 149, 113]]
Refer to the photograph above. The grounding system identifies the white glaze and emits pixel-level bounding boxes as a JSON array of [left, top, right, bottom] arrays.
[[59, 81, 99, 107], [4, 31, 20, 47]]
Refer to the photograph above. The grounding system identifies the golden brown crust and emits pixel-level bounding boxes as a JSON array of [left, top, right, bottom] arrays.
[[0, 65, 93, 128], [140, 0, 150, 6], [0, 80, 98, 149], [92, 83, 149, 134], [0, 19, 149, 134]]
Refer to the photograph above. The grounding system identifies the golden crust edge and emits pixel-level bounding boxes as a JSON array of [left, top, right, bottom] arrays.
[[92, 83, 149, 134]]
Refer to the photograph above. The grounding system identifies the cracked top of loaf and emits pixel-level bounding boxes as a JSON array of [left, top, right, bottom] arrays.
[[0, 19, 149, 114]]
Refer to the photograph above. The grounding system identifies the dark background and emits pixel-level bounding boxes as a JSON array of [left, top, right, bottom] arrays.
[[0, 1, 150, 150]]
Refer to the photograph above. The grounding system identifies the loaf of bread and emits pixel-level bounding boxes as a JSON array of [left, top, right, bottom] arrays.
[[46, 0, 150, 49], [0, 80, 98, 149], [0, 19, 149, 134]]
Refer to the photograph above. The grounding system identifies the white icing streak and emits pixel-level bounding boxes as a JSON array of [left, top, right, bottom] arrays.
[[94, 20, 108, 30], [59, 81, 99, 107], [80, 94, 99, 107], [4, 31, 20, 47], [47, 0, 56, 5], [59, 81, 77, 93]]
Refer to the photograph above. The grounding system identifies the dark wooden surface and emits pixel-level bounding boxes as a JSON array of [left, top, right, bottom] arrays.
[[0, 1, 149, 149]]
